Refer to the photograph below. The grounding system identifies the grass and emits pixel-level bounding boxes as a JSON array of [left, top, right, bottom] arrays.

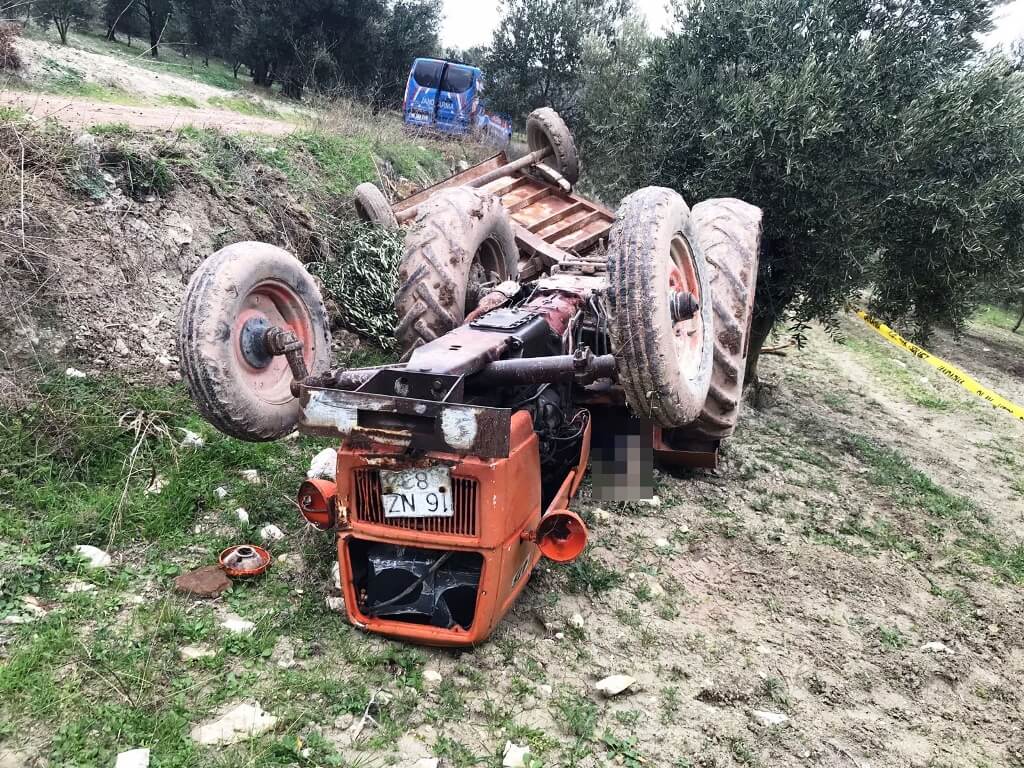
[[158, 94, 200, 108], [209, 95, 281, 118], [843, 335, 955, 411], [974, 303, 1023, 333]]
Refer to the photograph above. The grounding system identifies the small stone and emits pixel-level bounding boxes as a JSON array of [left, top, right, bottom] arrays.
[[649, 582, 666, 597], [537, 684, 553, 698], [260, 524, 284, 542], [145, 474, 168, 495], [654, 537, 670, 549], [306, 447, 338, 480], [554, 632, 565, 640], [75, 544, 112, 568], [272, 637, 297, 669], [921, 641, 951, 653], [331, 561, 341, 590], [114, 748, 150, 768], [235, 507, 249, 524], [179, 645, 216, 661], [180, 429, 205, 448], [592, 508, 611, 523], [215, 487, 229, 499], [595, 674, 635, 696], [65, 580, 96, 593], [751, 710, 789, 726], [114, 337, 130, 356], [643, 495, 662, 507], [156, 355, 173, 369], [221, 613, 255, 633], [502, 741, 530, 768], [239, 469, 260, 484], [284, 430, 300, 441], [2, 613, 33, 624], [333, 712, 354, 730], [189, 702, 277, 745], [569, 613, 585, 629], [175, 566, 232, 598], [423, 669, 443, 685], [325, 596, 345, 613], [64, 367, 87, 379]]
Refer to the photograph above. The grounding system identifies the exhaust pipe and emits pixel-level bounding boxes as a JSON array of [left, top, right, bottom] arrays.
[[535, 510, 588, 562]]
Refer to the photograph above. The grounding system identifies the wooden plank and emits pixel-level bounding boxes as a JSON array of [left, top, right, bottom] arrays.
[[542, 210, 603, 243], [555, 220, 612, 253], [513, 223, 567, 268], [506, 186, 552, 213], [393, 153, 506, 215], [480, 175, 526, 196], [527, 201, 586, 233]]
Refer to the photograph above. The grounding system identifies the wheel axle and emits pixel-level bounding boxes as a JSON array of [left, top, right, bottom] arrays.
[[669, 290, 700, 323]]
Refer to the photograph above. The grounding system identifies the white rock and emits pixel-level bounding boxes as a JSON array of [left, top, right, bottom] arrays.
[[595, 674, 635, 696], [145, 474, 168, 495], [422, 669, 443, 685], [180, 645, 216, 661], [654, 537, 671, 549], [180, 429, 205, 448], [189, 702, 278, 745], [75, 544, 112, 568], [751, 710, 789, 726], [260, 524, 284, 542], [325, 596, 345, 613], [554, 632, 565, 640], [502, 741, 531, 768], [64, 367, 87, 379], [114, 337, 130, 356], [156, 355, 173, 369], [215, 486, 229, 499], [114, 748, 150, 768], [221, 614, 255, 634], [284, 430, 300, 441], [592, 508, 611, 523], [65, 580, 96, 593], [306, 447, 338, 480], [921, 641, 951, 653], [649, 582, 666, 597], [569, 613, 585, 629], [239, 469, 260, 484], [2, 613, 33, 624], [537, 684, 553, 698], [331, 561, 341, 590], [643, 495, 662, 507]]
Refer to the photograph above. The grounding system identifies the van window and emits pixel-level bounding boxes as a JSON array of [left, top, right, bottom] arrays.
[[413, 60, 443, 88], [441, 65, 475, 94]]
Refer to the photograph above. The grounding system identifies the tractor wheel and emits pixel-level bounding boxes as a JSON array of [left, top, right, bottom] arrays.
[[354, 182, 398, 229], [395, 187, 518, 358], [526, 107, 579, 186], [678, 198, 763, 439], [607, 187, 714, 428], [178, 241, 332, 442]]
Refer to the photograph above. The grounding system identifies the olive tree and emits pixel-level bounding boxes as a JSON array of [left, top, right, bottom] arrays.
[[580, 0, 1024, 381]]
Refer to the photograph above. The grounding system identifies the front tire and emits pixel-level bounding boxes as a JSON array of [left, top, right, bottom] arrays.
[[526, 108, 580, 185], [607, 187, 714, 427], [178, 242, 331, 441]]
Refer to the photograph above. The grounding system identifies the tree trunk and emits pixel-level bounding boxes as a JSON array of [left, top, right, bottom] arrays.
[[1014, 303, 1024, 333], [744, 311, 777, 388], [56, 17, 69, 45]]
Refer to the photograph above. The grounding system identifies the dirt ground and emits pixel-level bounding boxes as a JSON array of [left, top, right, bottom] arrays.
[[0, 90, 298, 135]]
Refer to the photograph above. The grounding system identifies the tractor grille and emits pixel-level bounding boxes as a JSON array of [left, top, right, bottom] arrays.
[[352, 468, 479, 538]]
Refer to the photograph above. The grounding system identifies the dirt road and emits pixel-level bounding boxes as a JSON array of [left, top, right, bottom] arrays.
[[0, 90, 298, 135]]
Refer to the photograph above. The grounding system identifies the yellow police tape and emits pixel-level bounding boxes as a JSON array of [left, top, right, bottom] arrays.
[[856, 310, 1024, 422]]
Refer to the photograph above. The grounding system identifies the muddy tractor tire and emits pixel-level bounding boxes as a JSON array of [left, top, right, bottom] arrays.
[[354, 182, 398, 229], [395, 187, 519, 358], [678, 198, 763, 439], [178, 242, 332, 441], [607, 187, 715, 428], [526, 107, 580, 186]]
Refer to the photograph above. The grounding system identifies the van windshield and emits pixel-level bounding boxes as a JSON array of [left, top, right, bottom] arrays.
[[413, 60, 443, 88], [441, 65, 475, 94]]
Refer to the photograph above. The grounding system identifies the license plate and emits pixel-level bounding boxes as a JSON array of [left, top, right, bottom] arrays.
[[381, 467, 454, 518]]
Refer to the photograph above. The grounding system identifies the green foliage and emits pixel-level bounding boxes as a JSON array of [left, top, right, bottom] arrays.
[[561, 554, 623, 594], [486, 0, 629, 122], [580, 0, 1024, 363], [208, 94, 280, 118], [308, 219, 405, 350], [33, 0, 93, 45]]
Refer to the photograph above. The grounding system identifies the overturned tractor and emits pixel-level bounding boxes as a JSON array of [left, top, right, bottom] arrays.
[[178, 108, 762, 646]]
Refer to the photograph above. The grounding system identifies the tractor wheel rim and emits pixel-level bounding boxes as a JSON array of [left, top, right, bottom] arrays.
[[231, 279, 316, 405], [668, 233, 704, 375]]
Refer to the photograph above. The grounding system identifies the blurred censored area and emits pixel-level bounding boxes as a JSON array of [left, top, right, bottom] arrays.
[[589, 408, 654, 501]]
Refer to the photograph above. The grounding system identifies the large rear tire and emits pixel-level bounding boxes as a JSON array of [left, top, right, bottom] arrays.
[[526, 108, 580, 186], [607, 187, 714, 428], [395, 187, 518, 358], [178, 242, 332, 441], [678, 198, 762, 439]]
